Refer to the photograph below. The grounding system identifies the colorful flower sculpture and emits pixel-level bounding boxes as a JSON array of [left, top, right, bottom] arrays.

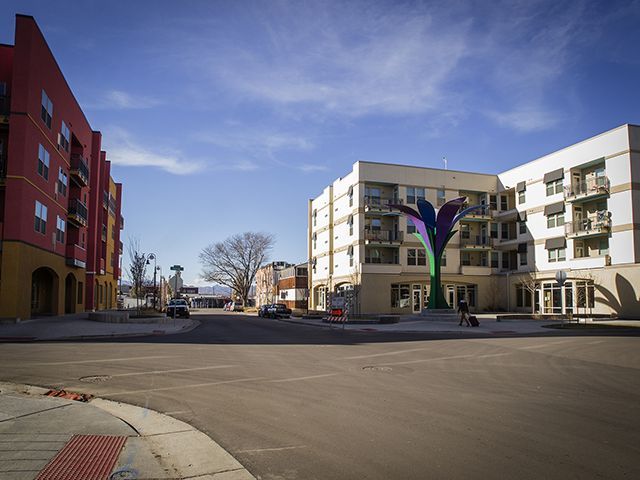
[[389, 197, 483, 310]]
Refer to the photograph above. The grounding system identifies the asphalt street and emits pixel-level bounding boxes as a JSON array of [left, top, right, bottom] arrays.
[[1, 311, 639, 480]]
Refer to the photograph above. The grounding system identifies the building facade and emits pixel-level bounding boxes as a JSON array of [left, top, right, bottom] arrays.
[[0, 15, 123, 320], [277, 263, 308, 313], [308, 124, 640, 318], [255, 261, 293, 307]]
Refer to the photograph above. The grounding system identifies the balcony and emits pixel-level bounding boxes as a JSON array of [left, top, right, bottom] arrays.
[[108, 196, 117, 216], [67, 199, 88, 228], [0, 95, 9, 123], [70, 154, 89, 187], [101, 225, 107, 242], [364, 229, 404, 244], [65, 243, 86, 268], [120, 214, 125, 230], [565, 214, 611, 239], [460, 236, 492, 250], [491, 208, 519, 222], [102, 191, 109, 210], [564, 176, 610, 202], [119, 240, 123, 255], [364, 196, 400, 213], [459, 204, 492, 221]]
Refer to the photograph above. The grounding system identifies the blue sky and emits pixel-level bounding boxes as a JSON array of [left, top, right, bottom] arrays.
[[2, 0, 640, 286]]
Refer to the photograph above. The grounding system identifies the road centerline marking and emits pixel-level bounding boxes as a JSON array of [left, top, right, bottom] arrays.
[[18, 355, 177, 366], [109, 365, 237, 377], [265, 373, 339, 383], [101, 377, 265, 396]]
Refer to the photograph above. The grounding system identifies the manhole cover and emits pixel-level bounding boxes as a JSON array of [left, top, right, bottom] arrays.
[[79, 375, 112, 383], [362, 366, 392, 372], [110, 469, 138, 480]]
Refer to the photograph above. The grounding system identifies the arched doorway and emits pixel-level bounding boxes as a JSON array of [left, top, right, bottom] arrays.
[[64, 273, 77, 314], [31, 267, 58, 317]]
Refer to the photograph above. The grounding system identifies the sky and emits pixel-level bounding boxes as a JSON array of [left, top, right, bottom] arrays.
[[2, 0, 640, 286]]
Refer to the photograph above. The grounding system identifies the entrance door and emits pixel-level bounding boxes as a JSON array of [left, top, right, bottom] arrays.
[[412, 285, 422, 313], [574, 206, 583, 230], [447, 285, 455, 308], [572, 172, 582, 195], [64, 274, 76, 314]]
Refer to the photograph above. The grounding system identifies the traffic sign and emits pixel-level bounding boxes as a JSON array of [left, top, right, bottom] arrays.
[[170, 265, 184, 271]]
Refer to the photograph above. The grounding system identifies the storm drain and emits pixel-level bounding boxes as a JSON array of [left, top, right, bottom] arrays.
[[362, 366, 393, 372], [79, 375, 112, 383], [36, 434, 126, 480]]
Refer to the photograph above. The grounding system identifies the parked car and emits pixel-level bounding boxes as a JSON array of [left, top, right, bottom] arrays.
[[267, 303, 292, 318], [231, 301, 244, 312], [166, 298, 190, 318], [258, 304, 272, 317]]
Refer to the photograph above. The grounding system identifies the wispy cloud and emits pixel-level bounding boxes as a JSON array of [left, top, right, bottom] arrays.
[[297, 164, 327, 173], [486, 106, 562, 133], [103, 127, 203, 175], [87, 90, 162, 110], [193, 129, 313, 153]]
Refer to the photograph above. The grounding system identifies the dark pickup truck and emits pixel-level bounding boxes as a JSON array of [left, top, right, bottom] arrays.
[[266, 303, 292, 318]]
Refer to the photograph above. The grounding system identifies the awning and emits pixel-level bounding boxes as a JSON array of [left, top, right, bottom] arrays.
[[545, 237, 566, 249], [517, 243, 528, 253], [543, 168, 564, 183], [518, 211, 527, 222], [516, 181, 526, 192], [544, 201, 565, 216]]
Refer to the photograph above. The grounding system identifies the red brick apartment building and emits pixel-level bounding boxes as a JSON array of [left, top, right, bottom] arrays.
[[0, 15, 123, 320]]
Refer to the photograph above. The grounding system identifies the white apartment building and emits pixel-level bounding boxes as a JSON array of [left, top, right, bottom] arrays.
[[308, 124, 640, 318]]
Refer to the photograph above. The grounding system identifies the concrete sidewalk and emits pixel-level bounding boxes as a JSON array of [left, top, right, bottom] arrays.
[[281, 314, 640, 335], [0, 313, 198, 342], [0, 382, 255, 480]]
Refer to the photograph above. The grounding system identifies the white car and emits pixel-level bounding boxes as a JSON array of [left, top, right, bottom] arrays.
[[166, 298, 190, 318], [231, 301, 244, 312]]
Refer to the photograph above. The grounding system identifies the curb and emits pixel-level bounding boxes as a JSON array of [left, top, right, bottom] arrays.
[[0, 319, 201, 343], [1, 382, 256, 480]]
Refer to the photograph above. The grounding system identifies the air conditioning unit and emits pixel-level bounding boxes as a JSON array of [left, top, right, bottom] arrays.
[[605, 254, 611, 266]]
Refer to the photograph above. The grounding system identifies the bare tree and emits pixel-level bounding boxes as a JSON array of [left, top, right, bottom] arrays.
[[519, 271, 538, 315], [347, 264, 362, 316], [200, 232, 275, 305], [127, 238, 147, 313]]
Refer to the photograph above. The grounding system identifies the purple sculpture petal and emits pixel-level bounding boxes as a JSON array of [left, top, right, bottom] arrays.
[[453, 204, 486, 225], [416, 199, 436, 230], [435, 197, 466, 254], [389, 204, 433, 254]]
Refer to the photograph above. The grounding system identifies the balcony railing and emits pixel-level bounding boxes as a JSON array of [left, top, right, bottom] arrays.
[[364, 196, 399, 210], [102, 191, 109, 210], [65, 243, 86, 268], [564, 176, 610, 201], [364, 230, 404, 243], [67, 199, 88, 227], [565, 212, 611, 238], [460, 236, 492, 249], [0, 95, 9, 117], [364, 257, 399, 264], [70, 154, 89, 186]]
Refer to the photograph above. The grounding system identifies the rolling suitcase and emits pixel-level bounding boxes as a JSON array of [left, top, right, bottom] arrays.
[[468, 315, 480, 327]]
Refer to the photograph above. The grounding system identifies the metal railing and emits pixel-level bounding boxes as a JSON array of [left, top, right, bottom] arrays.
[[565, 212, 611, 235], [364, 230, 404, 242], [70, 154, 89, 185], [564, 176, 610, 199], [68, 198, 88, 223], [0, 95, 9, 116], [460, 236, 492, 247]]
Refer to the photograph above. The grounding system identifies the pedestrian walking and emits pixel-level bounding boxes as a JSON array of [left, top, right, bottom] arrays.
[[458, 298, 470, 326]]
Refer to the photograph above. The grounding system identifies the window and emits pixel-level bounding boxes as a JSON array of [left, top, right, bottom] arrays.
[[437, 189, 446, 207], [59, 121, 70, 152], [313, 209, 317, 226], [546, 179, 563, 196], [501, 223, 509, 239], [516, 285, 533, 308], [547, 212, 565, 228], [576, 281, 595, 308], [312, 233, 317, 249], [548, 247, 566, 262], [460, 223, 470, 239], [37, 144, 50, 180], [406, 187, 425, 204], [598, 239, 609, 255], [407, 218, 416, 234], [57, 168, 68, 196], [407, 248, 426, 266], [461, 252, 471, 266], [489, 195, 497, 210], [348, 215, 353, 236], [41, 90, 53, 128], [490, 223, 498, 239], [56, 216, 65, 243], [518, 190, 525, 204], [391, 284, 411, 308], [367, 218, 381, 231], [441, 250, 447, 266], [500, 195, 508, 211], [34, 200, 47, 234], [519, 252, 527, 266], [519, 221, 526, 235], [491, 252, 499, 268], [348, 186, 353, 207]]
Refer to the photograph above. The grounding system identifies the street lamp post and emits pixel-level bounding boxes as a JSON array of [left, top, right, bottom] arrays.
[[146, 253, 157, 310]]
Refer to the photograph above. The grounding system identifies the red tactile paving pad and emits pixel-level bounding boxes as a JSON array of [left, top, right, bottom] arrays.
[[36, 434, 127, 480]]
